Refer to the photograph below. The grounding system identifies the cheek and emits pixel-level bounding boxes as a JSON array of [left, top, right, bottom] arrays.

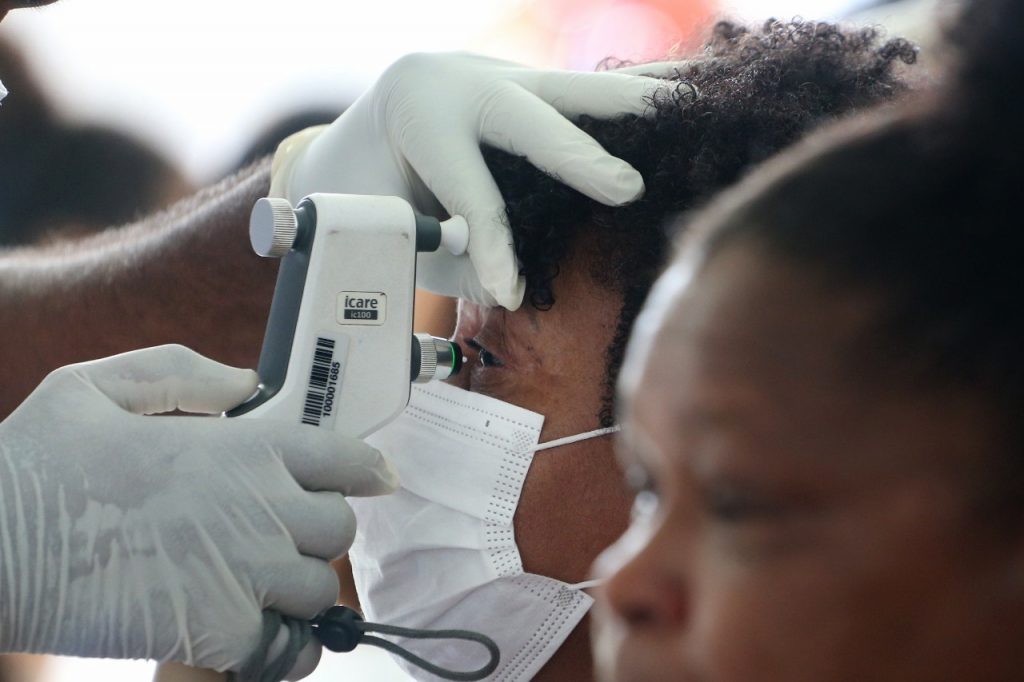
[[514, 443, 632, 583], [687, 556, 868, 680], [687, 508, 1006, 680]]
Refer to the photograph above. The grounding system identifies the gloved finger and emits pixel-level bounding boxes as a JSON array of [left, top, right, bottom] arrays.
[[403, 136, 524, 310], [416, 250, 500, 308], [610, 60, 692, 77], [260, 617, 322, 681], [479, 81, 645, 206], [531, 70, 668, 118], [70, 344, 258, 415], [278, 491, 357, 561], [272, 424, 399, 496], [285, 639, 322, 681], [261, 555, 340, 619], [462, 206, 526, 311]]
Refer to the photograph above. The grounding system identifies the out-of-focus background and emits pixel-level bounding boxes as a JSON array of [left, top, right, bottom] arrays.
[[0, 0, 944, 679], [0, 0, 912, 189]]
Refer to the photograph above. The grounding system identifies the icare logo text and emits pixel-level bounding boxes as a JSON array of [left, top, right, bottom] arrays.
[[338, 291, 387, 325]]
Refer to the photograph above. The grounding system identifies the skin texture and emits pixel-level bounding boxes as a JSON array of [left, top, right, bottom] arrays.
[[447, 244, 634, 681], [0, 162, 277, 419], [591, 242, 1024, 681]]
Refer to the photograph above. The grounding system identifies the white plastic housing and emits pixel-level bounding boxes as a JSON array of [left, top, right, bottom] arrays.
[[242, 193, 418, 438]]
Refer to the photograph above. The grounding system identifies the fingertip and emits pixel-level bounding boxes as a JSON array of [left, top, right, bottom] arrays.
[[264, 558, 339, 620], [478, 269, 521, 311], [226, 367, 261, 395], [374, 454, 401, 495], [612, 166, 646, 205], [464, 217, 522, 306], [347, 438, 400, 493], [493, 276, 526, 311], [284, 641, 322, 681], [176, 365, 260, 414], [621, 75, 667, 109], [578, 157, 646, 206], [306, 435, 399, 496]]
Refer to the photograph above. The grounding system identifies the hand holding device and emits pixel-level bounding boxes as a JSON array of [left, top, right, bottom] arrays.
[[0, 345, 396, 671], [268, 52, 664, 310]]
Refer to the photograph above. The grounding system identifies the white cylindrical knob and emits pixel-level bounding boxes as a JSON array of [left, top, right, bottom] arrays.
[[250, 197, 298, 258], [440, 215, 469, 256]]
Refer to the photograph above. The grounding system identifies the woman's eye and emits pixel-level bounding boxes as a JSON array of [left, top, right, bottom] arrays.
[[466, 338, 504, 368], [478, 348, 503, 368], [703, 484, 777, 524]]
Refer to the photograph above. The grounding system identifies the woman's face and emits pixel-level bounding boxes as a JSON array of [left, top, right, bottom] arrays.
[[591, 242, 1024, 682]]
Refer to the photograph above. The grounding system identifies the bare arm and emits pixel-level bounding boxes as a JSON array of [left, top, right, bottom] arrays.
[[0, 160, 277, 419]]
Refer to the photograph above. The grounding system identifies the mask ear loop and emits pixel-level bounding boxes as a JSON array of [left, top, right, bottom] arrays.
[[533, 425, 620, 452], [313, 606, 500, 681]]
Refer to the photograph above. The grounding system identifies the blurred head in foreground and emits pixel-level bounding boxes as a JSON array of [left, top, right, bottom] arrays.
[[594, 0, 1024, 679]]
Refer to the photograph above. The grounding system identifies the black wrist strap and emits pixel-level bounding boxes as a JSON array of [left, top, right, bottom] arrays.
[[232, 606, 500, 682]]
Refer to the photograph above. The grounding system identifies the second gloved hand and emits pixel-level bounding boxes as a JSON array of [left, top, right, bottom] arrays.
[[269, 52, 666, 310], [0, 345, 397, 674]]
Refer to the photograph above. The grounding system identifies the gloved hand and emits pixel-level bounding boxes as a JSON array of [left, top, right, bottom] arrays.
[[269, 52, 666, 310], [0, 345, 397, 674]]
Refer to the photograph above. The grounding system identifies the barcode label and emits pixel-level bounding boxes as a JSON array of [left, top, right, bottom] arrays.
[[302, 337, 337, 427]]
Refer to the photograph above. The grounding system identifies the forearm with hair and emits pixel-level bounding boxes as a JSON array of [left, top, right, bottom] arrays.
[[0, 160, 277, 419]]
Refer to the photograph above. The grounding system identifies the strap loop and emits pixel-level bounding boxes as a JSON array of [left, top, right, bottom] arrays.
[[234, 606, 500, 682], [312, 606, 501, 682]]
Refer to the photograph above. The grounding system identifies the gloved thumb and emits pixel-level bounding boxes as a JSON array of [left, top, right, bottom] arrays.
[[70, 344, 259, 415]]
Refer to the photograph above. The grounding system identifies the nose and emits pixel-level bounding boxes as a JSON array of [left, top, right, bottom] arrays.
[[596, 518, 688, 630]]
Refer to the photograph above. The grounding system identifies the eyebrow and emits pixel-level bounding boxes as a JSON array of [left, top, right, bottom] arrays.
[[480, 309, 529, 364]]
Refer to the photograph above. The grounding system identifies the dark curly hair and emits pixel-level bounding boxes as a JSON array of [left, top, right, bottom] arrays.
[[483, 18, 917, 425]]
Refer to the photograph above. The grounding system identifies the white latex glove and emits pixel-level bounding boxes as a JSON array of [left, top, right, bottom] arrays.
[[0, 345, 397, 673], [269, 52, 667, 310]]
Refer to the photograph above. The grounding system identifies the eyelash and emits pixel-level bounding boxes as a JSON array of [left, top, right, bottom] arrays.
[[479, 349, 503, 368], [702, 484, 783, 525], [466, 338, 504, 368], [627, 462, 772, 525]]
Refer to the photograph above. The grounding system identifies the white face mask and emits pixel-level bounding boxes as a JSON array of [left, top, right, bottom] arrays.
[[348, 381, 617, 681], [0, 77, 8, 103]]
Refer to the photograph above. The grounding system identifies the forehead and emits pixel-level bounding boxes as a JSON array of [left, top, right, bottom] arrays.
[[461, 246, 619, 345], [623, 241, 994, 478], [633, 244, 872, 412]]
